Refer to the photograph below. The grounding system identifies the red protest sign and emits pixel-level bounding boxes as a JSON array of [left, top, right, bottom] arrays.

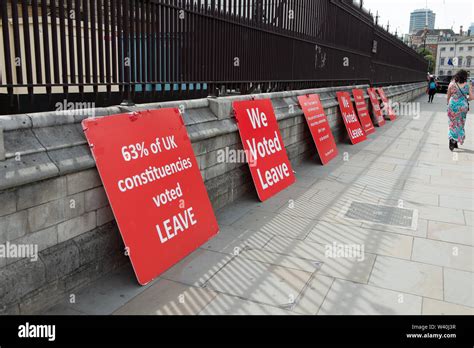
[[352, 89, 375, 135], [336, 91, 367, 145], [377, 87, 397, 121], [233, 99, 295, 201], [82, 109, 219, 285], [367, 88, 386, 126], [297, 94, 338, 165]]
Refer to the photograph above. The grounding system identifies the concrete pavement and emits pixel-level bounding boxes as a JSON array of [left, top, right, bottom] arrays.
[[44, 93, 474, 315]]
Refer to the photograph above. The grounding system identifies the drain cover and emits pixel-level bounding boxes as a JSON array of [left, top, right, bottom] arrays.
[[341, 201, 418, 230]]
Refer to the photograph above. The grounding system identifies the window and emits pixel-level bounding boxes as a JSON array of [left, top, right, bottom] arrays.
[[439, 70, 444, 75], [460, 47, 464, 51], [441, 47, 446, 51], [458, 57, 463, 66], [448, 70, 452, 75], [441, 58, 445, 65], [450, 47, 454, 51], [469, 47, 473, 51], [467, 57, 472, 67]]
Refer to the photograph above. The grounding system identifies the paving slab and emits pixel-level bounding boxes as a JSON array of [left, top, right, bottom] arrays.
[[239, 248, 319, 273], [306, 221, 413, 259], [199, 293, 295, 315], [360, 218, 428, 238], [427, 221, 474, 246], [291, 274, 334, 315], [318, 279, 422, 315], [231, 209, 317, 240], [114, 279, 218, 315], [422, 298, 474, 315], [416, 205, 466, 225], [443, 268, 474, 308], [206, 257, 313, 307], [369, 256, 443, 300], [199, 226, 273, 255], [160, 249, 234, 287], [264, 236, 376, 283], [412, 238, 473, 272]]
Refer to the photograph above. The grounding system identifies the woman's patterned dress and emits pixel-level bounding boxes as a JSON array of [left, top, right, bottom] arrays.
[[447, 82, 470, 145]]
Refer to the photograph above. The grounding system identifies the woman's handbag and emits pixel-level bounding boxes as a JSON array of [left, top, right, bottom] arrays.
[[456, 82, 470, 111]]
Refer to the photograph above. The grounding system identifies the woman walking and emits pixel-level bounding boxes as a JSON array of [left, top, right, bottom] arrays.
[[447, 70, 473, 151], [427, 76, 437, 103]]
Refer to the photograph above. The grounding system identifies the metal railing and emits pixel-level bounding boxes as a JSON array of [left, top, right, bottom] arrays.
[[0, 0, 428, 114]]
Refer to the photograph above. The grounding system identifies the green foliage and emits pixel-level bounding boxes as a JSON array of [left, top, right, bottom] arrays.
[[417, 48, 436, 72]]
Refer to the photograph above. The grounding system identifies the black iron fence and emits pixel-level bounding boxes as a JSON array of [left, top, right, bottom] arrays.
[[0, 0, 428, 114]]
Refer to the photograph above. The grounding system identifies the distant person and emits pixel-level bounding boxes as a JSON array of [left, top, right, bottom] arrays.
[[427, 77, 437, 103], [447, 70, 473, 151]]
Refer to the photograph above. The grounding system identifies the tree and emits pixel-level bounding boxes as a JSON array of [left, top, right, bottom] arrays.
[[418, 48, 436, 73]]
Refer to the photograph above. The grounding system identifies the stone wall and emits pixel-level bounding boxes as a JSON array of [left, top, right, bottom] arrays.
[[0, 82, 427, 314]]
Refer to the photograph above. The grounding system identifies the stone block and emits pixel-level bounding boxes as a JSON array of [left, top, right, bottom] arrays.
[[0, 189, 16, 217], [97, 206, 115, 226], [48, 145, 95, 175], [0, 258, 46, 305], [73, 223, 121, 266], [0, 115, 32, 131], [29, 110, 75, 128], [27, 193, 84, 233], [7, 226, 58, 265], [19, 280, 66, 314], [0, 152, 59, 191], [66, 168, 102, 195], [84, 187, 109, 212], [0, 211, 28, 244], [32, 124, 87, 151], [3, 129, 45, 159], [0, 303, 20, 315], [40, 240, 81, 282], [58, 211, 97, 243], [17, 177, 67, 210], [63, 261, 101, 292]]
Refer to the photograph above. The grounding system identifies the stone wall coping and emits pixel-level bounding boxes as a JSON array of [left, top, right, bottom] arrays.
[[0, 82, 426, 191], [0, 82, 424, 132]]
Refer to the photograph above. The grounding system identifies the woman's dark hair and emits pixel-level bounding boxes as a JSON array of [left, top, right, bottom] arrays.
[[453, 69, 468, 83], [429, 77, 435, 82]]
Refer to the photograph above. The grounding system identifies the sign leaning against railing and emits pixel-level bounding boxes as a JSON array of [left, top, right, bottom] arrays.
[[233, 99, 296, 201], [82, 109, 219, 285]]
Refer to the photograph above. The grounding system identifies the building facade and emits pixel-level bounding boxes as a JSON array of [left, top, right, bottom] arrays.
[[409, 9, 436, 34], [436, 37, 474, 77]]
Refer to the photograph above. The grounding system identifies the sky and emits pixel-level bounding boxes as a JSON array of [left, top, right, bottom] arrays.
[[363, 0, 474, 36]]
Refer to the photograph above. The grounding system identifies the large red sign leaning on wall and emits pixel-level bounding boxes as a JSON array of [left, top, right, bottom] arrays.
[[336, 91, 367, 145], [82, 109, 219, 285], [233, 99, 296, 201], [297, 94, 338, 165], [352, 89, 375, 135], [376, 87, 397, 121], [367, 88, 386, 127]]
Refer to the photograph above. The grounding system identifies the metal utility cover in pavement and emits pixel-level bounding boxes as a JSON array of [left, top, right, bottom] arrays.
[[341, 201, 418, 230]]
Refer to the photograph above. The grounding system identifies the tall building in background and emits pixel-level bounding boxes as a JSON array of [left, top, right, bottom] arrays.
[[469, 23, 474, 36], [409, 9, 436, 34]]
